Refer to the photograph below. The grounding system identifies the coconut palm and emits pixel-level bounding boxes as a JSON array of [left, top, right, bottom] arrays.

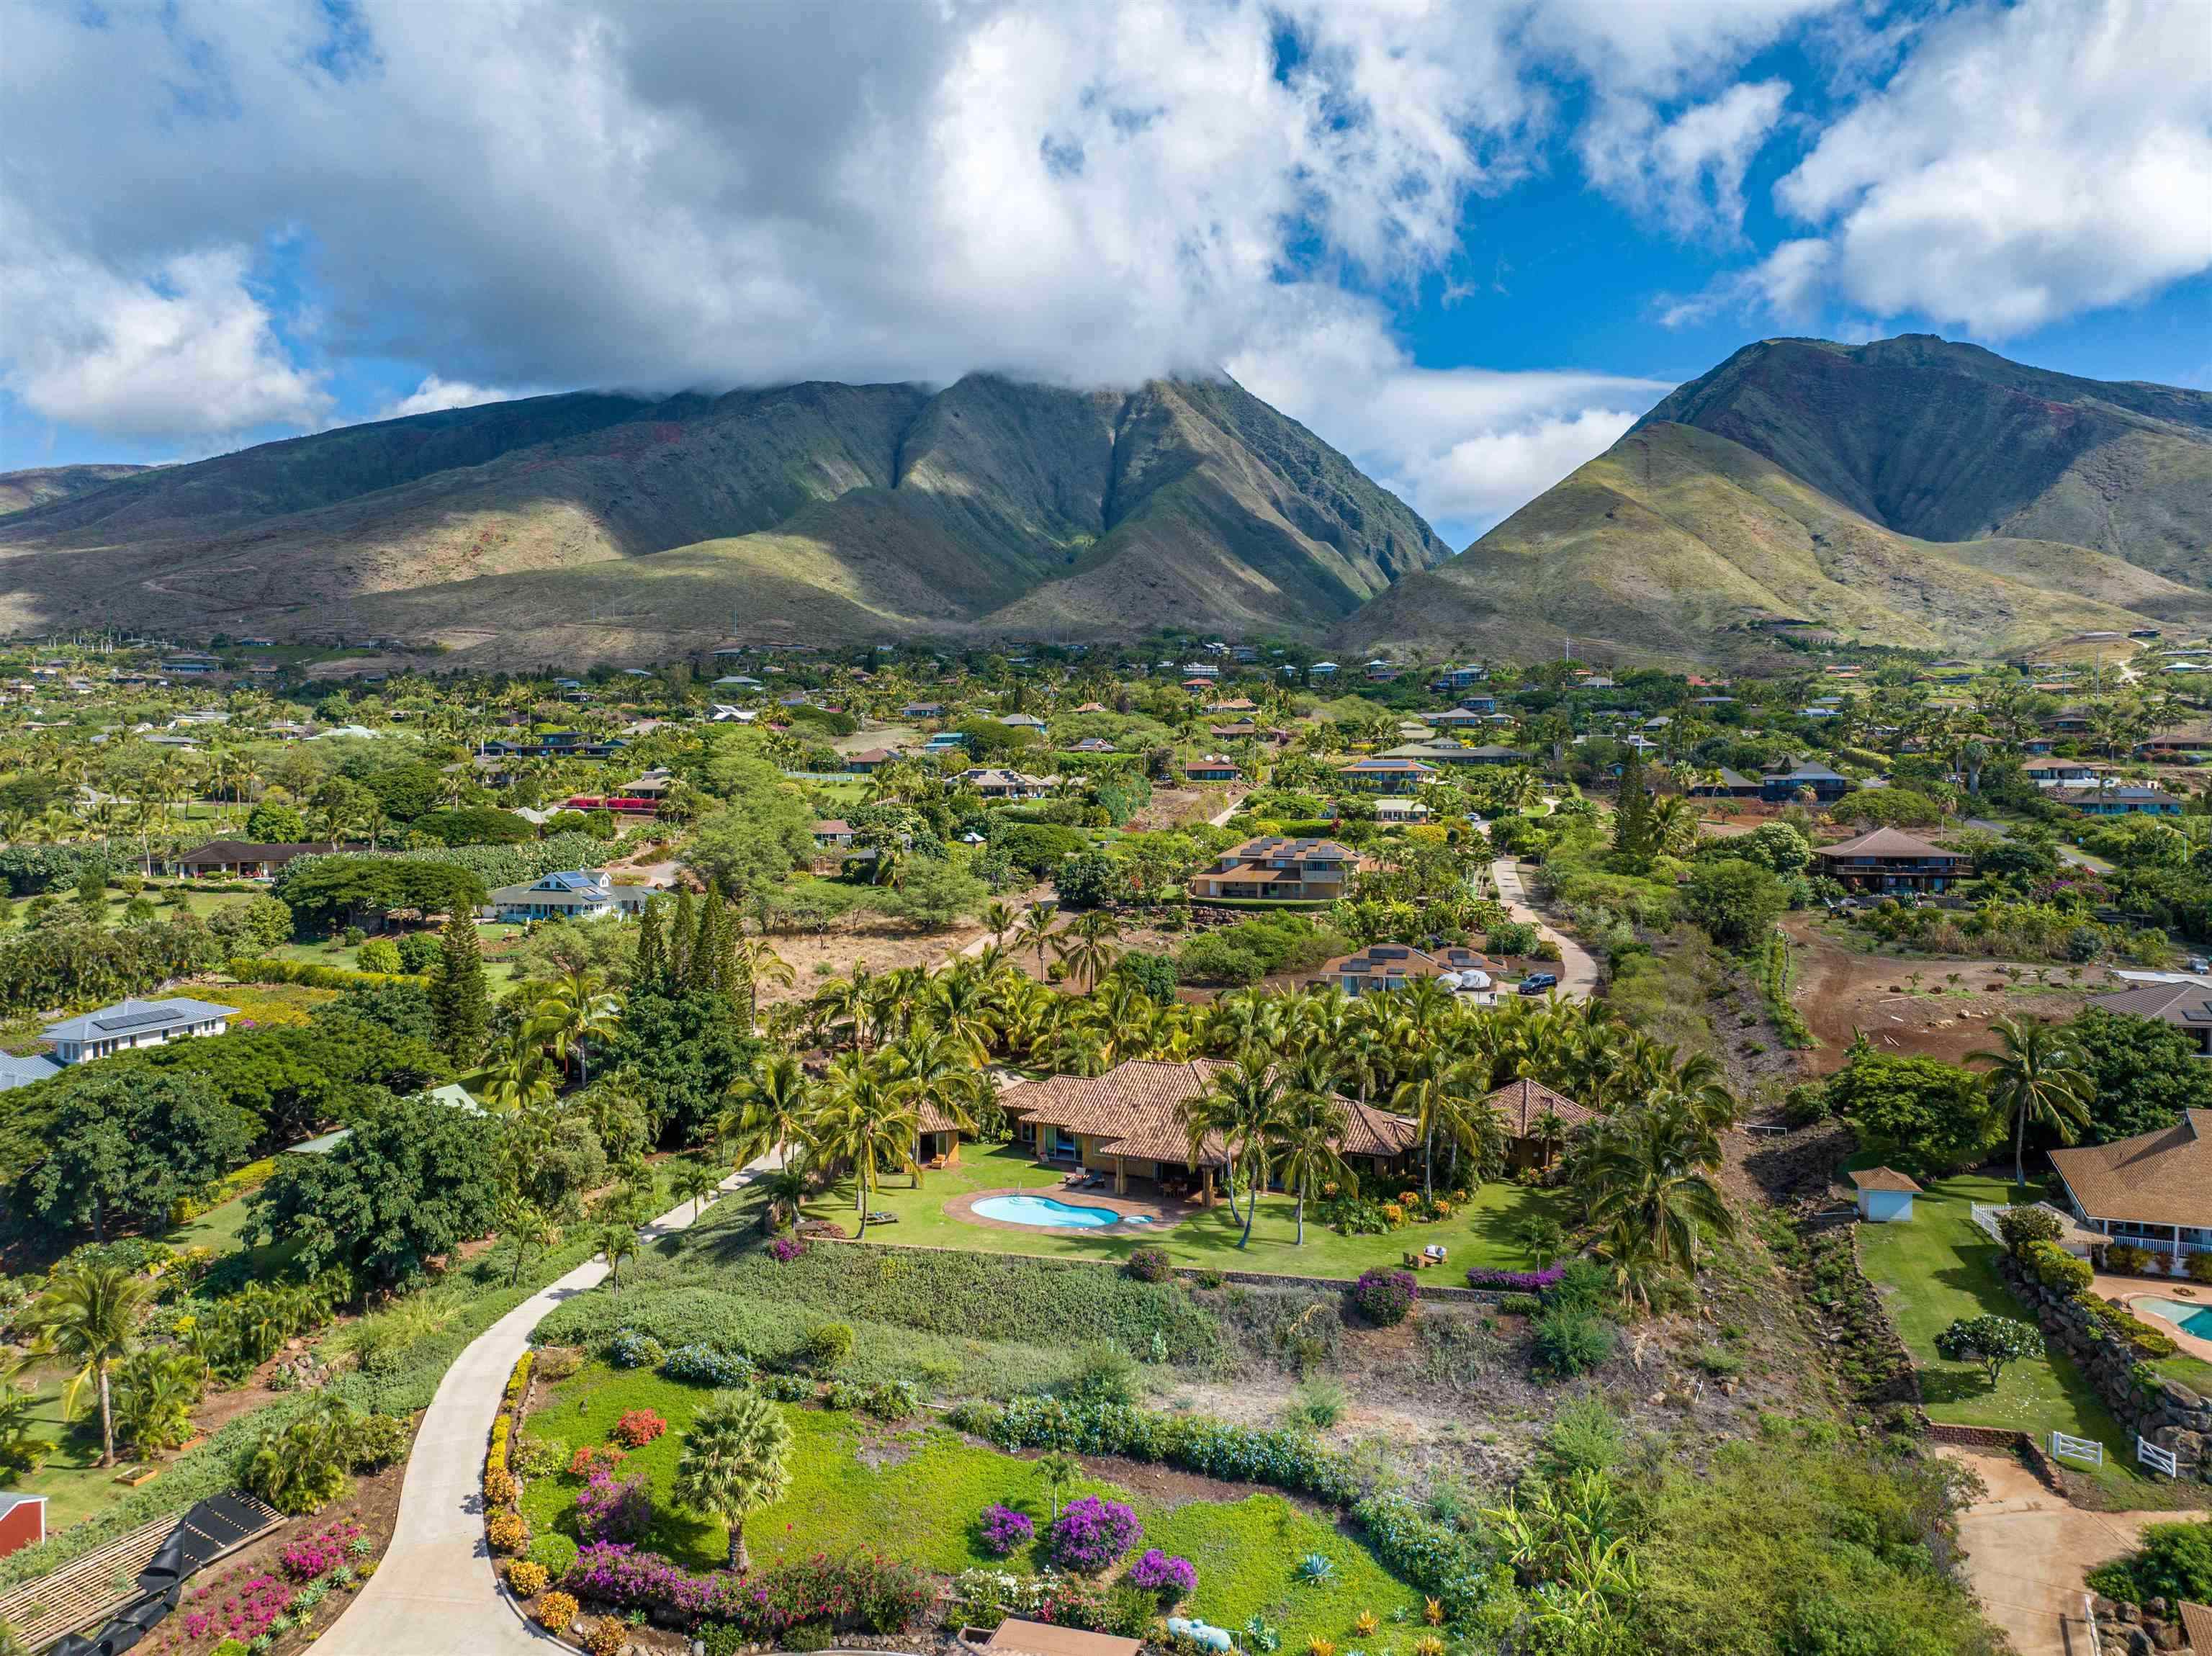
[[731, 936, 794, 1024], [1272, 1079, 1354, 1246], [1017, 902, 1058, 975], [532, 967, 624, 1086], [673, 1387, 795, 1572], [802, 1055, 919, 1233], [1390, 1056, 1495, 1203], [719, 1052, 816, 1171], [983, 900, 1017, 948], [1969, 1014, 2094, 1187], [674, 1158, 723, 1220], [1182, 1050, 1287, 1247], [1053, 909, 1123, 993], [1578, 1106, 1735, 1276], [29, 1263, 151, 1467], [595, 1223, 639, 1290]]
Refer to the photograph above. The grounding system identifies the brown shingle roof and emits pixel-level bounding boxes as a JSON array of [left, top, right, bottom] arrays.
[[2090, 979, 2212, 1030], [1484, 1079, 1597, 1137], [1815, 827, 1962, 860], [1849, 1166, 1923, 1194], [2048, 1110, 2212, 1228], [2178, 1602, 2212, 1653], [984, 1621, 1143, 1656]]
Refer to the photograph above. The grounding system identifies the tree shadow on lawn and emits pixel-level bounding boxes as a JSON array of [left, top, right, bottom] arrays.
[[1928, 1259, 2028, 1320], [1918, 1366, 2002, 1406]]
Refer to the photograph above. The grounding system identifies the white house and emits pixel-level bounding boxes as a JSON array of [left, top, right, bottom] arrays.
[[485, 870, 656, 924], [1849, 1166, 1921, 1223], [41, 996, 238, 1066]]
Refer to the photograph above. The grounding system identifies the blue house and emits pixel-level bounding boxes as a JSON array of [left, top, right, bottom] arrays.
[[1850, 1166, 1921, 1223]]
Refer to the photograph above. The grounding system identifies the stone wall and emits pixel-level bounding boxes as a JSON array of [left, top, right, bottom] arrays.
[[1998, 1256, 2212, 1481]]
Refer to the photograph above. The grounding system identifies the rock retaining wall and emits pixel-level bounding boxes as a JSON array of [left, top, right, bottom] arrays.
[[1997, 1256, 2212, 1480]]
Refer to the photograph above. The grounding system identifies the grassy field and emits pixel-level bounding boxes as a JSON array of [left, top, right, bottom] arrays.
[[797, 1143, 1567, 1281], [521, 1365, 1423, 1643], [1855, 1173, 2175, 1503]]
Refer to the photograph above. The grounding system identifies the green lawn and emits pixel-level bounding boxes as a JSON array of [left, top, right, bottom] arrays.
[[1855, 1173, 2175, 1503], [3, 1374, 152, 1532], [521, 1365, 1423, 1643], [797, 1144, 1567, 1282]]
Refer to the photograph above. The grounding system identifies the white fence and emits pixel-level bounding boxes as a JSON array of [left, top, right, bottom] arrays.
[[2051, 1430, 2105, 1467], [2138, 1435, 2179, 1477]]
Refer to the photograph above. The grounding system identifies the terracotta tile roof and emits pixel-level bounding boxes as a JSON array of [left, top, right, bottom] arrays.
[[1849, 1166, 1923, 1194], [1484, 1078, 1597, 1137], [999, 1058, 1416, 1168], [2048, 1110, 2212, 1229], [2178, 1602, 2212, 1653]]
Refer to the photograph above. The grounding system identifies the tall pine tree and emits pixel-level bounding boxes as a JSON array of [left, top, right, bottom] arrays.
[[667, 887, 698, 993], [430, 908, 488, 1061], [634, 896, 669, 996], [1611, 749, 1655, 872], [688, 894, 724, 998]]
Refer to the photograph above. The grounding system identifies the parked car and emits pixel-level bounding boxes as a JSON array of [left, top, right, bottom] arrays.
[[1517, 972, 1558, 996]]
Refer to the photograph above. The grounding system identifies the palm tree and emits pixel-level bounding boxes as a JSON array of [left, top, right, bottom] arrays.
[[595, 1223, 639, 1290], [802, 1056, 919, 1234], [532, 968, 623, 1086], [674, 1158, 722, 1220], [983, 901, 1016, 948], [1273, 1081, 1354, 1246], [1181, 1051, 1287, 1247], [1054, 909, 1124, 994], [719, 1052, 815, 1171], [500, 1199, 562, 1288], [1390, 1056, 1492, 1203], [1969, 1014, 2094, 1187], [673, 1387, 793, 1572], [1579, 1107, 1735, 1276], [731, 937, 795, 1025], [30, 1264, 151, 1467], [1017, 902, 1058, 976]]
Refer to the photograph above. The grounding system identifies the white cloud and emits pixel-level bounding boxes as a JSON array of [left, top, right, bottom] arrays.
[[0, 240, 329, 438], [382, 377, 517, 419], [1227, 292, 1669, 544], [1771, 0, 2212, 334], [1582, 79, 1791, 238]]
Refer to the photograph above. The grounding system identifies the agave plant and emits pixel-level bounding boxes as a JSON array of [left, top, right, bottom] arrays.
[[1295, 1553, 1336, 1585]]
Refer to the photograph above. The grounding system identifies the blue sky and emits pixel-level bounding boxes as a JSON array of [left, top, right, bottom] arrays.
[[4, 0, 2207, 546]]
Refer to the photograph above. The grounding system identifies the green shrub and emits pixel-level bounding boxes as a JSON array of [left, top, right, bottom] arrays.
[[2020, 1240, 2092, 1294], [806, 1322, 855, 1374], [1994, 1207, 2062, 1256], [1543, 1259, 1610, 1314], [1531, 1310, 1616, 1377], [1064, 1342, 1138, 1407], [1126, 1245, 1174, 1283], [2085, 1520, 2212, 1606]]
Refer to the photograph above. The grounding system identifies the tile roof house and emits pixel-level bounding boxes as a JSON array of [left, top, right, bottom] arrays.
[[1812, 827, 1972, 892], [1000, 1058, 1417, 1196], [1184, 754, 1243, 783], [1190, 836, 1361, 902], [174, 840, 340, 878], [956, 768, 1053, 799], [42, 997, 238, 1066], [1323, 944, 1496, 997], [2090, 978, 2212, 1056], [2047, 1109, 2212, 1261], [1485, 1079, 1597, 1169]]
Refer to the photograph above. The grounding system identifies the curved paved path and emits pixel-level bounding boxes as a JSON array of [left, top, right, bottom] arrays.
[[318, 1161, 773, 1656], [1490, 858, 1599, 1002]]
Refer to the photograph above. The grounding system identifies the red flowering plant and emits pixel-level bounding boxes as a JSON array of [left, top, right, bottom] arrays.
[[611, 1408, 667, 1448], [570, 1443, 631, 1478]]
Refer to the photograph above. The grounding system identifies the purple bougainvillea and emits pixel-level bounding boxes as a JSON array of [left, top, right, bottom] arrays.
[[768, 1236, 806, 1264], [1128, 1549, 1196, 1602], [1047, 1495, 1141, 1572], [1463, 1264, 1567, 1292], [979, 1503, 1034, 1556], [575, 1466, 655, 1544], [1350, 1267, 1418, 1326]]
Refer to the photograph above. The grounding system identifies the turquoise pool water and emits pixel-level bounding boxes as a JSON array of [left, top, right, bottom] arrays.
[[2136, 1297, 2212, 1340], [973, 1194, 1148, 1228]]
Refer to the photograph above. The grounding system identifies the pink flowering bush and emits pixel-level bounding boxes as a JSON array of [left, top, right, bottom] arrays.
[[279, 1518, 364, 1582], [177, 1569, 297, 1643], [575, 1467, 655, 1545], [978, 1503, 1033, 1556], [562, 1543, 933, 1635], [1047, 1496, 1141, 1572], [768, 1236, 806, 1263]]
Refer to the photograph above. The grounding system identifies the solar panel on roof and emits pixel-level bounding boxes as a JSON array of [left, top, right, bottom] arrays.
[[89, 1007, 180, 1033]]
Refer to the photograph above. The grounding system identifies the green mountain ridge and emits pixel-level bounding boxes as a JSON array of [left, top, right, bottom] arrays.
[[1341, 336, 2212, 665], [0, 376, 1447, 657]]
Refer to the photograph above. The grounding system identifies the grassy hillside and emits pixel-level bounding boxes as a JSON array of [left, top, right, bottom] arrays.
[[1339, 420, 2203, 664], [0, 464, 152, 516], [0, 374, 1445, 653], [1637, 334, 2212, 583]]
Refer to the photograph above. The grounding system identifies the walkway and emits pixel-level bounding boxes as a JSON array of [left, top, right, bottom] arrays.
[[317, 1161, 774, 1656], [1489, 858, 1599, 1002], [1938, 1446, 2206, 1656]]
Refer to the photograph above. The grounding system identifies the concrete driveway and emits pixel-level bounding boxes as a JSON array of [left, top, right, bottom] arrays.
[[1939, 1446, 2206, 1656], [1490, 858, 1599, 1002], [316, 1161, 774, 1656]]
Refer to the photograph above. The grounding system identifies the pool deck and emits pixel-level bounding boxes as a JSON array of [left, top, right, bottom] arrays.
[[2103, 1274, 2212, 1364], [948, 1185, 1194, 1235]]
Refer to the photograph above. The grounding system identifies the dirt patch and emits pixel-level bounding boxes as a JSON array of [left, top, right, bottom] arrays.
[[1784, 919, 2103, 1076], [856, 1421, 926, 1470], [1075, 1450, 1334, 1513]]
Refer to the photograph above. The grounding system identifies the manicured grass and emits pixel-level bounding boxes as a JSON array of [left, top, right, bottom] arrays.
[[1855, 1173, 2172, 1501], [4, 1374, 147, 1532], [520, 1364, 1424, 1642], [796, 1144, 1568, 1282]]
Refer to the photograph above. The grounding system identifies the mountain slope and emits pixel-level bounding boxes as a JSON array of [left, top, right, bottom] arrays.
[[0, 376, 1445, 654], [1339, 419, 2211, 664], [0, 464, 153, 516], [1634, 334, 2212, 584]]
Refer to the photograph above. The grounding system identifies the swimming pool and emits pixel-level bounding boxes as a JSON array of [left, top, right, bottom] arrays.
[[2134, 1297, 2212, 1341], [972, 1194, 1150, 1228]]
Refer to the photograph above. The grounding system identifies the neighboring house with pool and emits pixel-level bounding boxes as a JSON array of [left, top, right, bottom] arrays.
[[2046, 1107, 2212, 1264], [997, 1058, 1421, 1199]]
